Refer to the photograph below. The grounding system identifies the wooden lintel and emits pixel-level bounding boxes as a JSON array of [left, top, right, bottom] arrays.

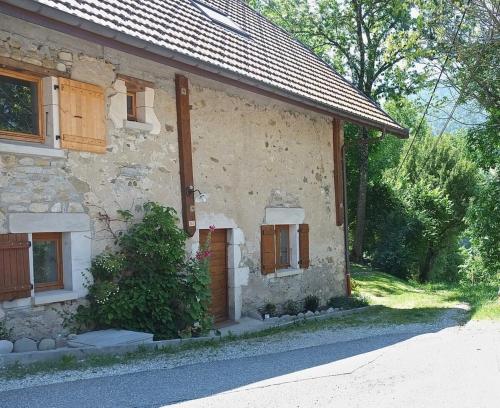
[[116, 73, 155, 92], [175, 74, 196, 237], [0, 56, 70, 78], [333, 118, 345, 226]]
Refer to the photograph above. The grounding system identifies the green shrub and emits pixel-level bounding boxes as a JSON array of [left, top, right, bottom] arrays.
[[282, 300, 300, 315], [0, 320, 11, 341], [304, 295, 320, 312], [75, 202, 212, 339], [261, 302, 277, 317], [327, 295, 369, 310], [89, 253, 125, 281]]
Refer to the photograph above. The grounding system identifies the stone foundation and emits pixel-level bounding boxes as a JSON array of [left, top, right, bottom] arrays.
[[1, 300, 84, 341]]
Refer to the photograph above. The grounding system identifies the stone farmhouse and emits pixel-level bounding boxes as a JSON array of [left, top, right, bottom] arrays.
[[0, 0, 407, 338]]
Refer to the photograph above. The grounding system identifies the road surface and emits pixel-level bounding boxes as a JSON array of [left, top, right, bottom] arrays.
[[1, 320, 498, 408]]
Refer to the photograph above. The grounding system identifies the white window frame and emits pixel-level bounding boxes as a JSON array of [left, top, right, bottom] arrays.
[[0, 75, 65, 158], [1, 213, 92, 308], [264, 207, 305, 278]]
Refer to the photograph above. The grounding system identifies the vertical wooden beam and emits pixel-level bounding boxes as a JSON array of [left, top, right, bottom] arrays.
[[175, 74, 196, 237], [333, 118, 345, 226]]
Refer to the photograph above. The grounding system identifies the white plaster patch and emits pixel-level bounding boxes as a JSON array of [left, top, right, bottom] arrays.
[[9, 213, 90, 233], [0, 142, 65, 158], [137, 87, 161, 135], [229, 228, 245, 245], [265, 207, 305, 225], [42, 76, 60, 149], [64, 231, 92, 297], [123, 120, 153, 132], [228, 266, 250, 288], [109, 79, 127, 129], [196, 212, 238, 230]]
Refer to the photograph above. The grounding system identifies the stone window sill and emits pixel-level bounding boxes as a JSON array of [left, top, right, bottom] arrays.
[[123, 120, 153, 132], [265, 268, 304, 279], [0, 141, 65, 158], [34, 290, 80, 305]]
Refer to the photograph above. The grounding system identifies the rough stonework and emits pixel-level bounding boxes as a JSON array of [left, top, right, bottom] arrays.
[[0, 14, 346, 339], [3, 301, 84, 340]]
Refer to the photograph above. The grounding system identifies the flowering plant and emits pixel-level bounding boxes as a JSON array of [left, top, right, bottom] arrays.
[[74, 203, 214, 339]]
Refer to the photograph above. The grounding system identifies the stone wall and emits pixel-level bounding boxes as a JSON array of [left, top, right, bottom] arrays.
[[0, 14, 346, 339]]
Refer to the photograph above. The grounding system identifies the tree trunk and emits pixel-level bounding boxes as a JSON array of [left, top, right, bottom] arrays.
[[352, 128, 369, 262], [419, 247, 436, 282]]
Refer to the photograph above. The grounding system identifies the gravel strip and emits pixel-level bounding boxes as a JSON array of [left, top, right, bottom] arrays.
[[0, 307, 470, 392]]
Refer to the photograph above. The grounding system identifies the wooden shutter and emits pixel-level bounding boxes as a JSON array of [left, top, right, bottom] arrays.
[[59, 78, 106, 153], [261, 225, 276, 274], [0, 234, 31, 301], [298, 224, 310, 269]]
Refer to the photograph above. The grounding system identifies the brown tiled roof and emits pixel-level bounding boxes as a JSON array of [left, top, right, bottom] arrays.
[[5, 0, 407, 136]]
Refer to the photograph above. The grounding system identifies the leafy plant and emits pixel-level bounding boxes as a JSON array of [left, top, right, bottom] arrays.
[[0, 320, 12, 341], [89, 253, 125, 282], [74, 202, 212, 339], [261, 302, 277, 317], [327, 295, 369, 310], [282, 300, 300, 316], [303, 295, 320, 312]]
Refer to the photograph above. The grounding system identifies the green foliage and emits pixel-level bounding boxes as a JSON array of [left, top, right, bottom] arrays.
[[248, 0, 441, 99], [261, 302, 277, 317], [449, 1, 499, 113], [0, 76, 38, 134], [89, 253, 125, 282], [465, 110, 500, 172], [119, 203, 188, 277], [282, 300, 300, 315], [460, 171, 500, 284], [371, 134, 477, 281], [75, 202, 212, 339], [0, 320, 12, 341], [327, 295, 369, 310], [303, 295, 320, 312], [454, 282, 500, 320]]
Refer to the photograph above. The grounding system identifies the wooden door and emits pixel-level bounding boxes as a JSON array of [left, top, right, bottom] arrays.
[[200, 229, 228, 323]]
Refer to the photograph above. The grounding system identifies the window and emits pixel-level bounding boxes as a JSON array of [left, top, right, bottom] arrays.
[[0, 68, 43, 143], [126, 91, 137, 121], [261, 224, 309, 275], [33, 232, 63, 292], [275, 225, 290, 269], [193, 1, 249, 37]]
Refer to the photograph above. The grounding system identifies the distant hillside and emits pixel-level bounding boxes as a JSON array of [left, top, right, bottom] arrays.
[[413, 87, 487, 135]]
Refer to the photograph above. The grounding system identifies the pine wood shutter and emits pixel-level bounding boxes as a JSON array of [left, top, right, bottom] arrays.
[[298, 224, 310, 269], [59, 78, 106, 153], [261, 225, 276, 274], [0, 234, 31, 301]]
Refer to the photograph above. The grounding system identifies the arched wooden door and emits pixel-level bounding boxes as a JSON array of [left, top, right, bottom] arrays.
[[200, 229, 228, 323]]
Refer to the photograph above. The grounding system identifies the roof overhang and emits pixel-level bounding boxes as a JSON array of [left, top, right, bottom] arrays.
[[0, 0, 409, 138]]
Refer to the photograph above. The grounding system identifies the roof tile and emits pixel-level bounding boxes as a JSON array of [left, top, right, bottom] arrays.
[[29, 0, 405, 134]]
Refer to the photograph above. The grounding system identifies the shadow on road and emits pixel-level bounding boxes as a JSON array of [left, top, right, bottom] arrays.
[[0, 306, 467, 408]]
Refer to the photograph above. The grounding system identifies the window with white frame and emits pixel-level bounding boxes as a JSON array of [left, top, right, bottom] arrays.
[[0, 68, 43, 143], [0, 213, 92, 306]]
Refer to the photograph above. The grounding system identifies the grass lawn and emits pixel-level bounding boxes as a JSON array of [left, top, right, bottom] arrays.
[[351, 264, 464, 324], [452, 283, 500, 320], [352, 264, 500, 321]]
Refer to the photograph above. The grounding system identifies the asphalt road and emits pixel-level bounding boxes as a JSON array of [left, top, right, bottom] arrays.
[[1, 322, 499, 408]]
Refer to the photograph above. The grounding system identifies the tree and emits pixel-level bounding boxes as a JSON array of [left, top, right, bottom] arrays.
[[461, 171, 500, 284], [384, 134, 477, 281], [247, 0, 452, 261], [441, 0, 500, 284]]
